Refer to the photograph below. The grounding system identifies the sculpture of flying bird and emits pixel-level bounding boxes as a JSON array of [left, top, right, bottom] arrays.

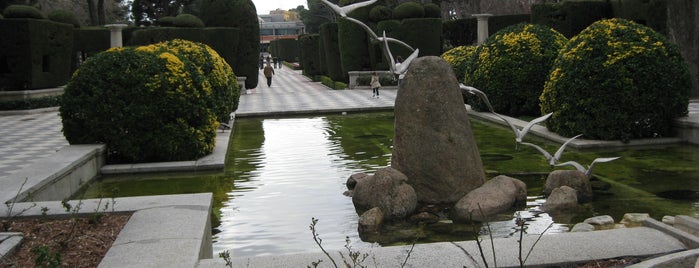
[[382, 31, 419, 76], [555, 157, 621, 178], [320, 0, 377, 17], [520, 134, 583, 167], [459, 84, 552, 148]]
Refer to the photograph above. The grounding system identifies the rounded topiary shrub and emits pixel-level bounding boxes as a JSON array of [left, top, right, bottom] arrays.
[[541, 18, 691, 141], [441, 45, 477, 83], [393, 2, 424, 20], [466, 23, 567, 116], [60, 40, 235, 163], [424, 3, 441, 18], [140, 39, 239, 123], [48, 10, 80, 27], [156, 16, 176, 26], [2, 5, 45, 19], [173, 14, 204, 28], [369, 5, 392, 22]]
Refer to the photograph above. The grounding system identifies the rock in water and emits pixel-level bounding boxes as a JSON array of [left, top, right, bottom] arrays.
[[391, 56, 486, 203], [352, 167, 417, 220]]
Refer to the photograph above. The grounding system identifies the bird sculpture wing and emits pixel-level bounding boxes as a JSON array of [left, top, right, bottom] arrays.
[[552, 134, 582, 165], [554, 161, 586, 173], [585, 157, 621, 177], [395, 48, 419, 75], [321, 0, 377, 17], [518, 112, 553, 142], [520, 142, 552, 161]]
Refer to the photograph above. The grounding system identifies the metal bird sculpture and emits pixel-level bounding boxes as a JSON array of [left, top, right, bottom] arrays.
[[520, 134, 583, 167], [320, 0, 377, 18], [345, 17, 415, 51], [503, 112, 553, 149], [555, 157, 621, 178], [382, 31, 419, 76]]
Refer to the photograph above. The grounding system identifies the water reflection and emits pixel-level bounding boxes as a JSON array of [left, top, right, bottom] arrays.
[[80, 112, 699, 258]]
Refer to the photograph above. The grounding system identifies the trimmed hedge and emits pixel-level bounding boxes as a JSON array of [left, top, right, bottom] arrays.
[[443, 18, 477, 47], [390, 18, 442, 57], [48, 10, 80, 28], [393, 2, 424, 19], [72, 27, 111, 71], [0, 19, 73, 90], [0, 95, 61, 110], [2, 5, 45, 19], [130, 27, 206, 46], [338, 16, 371, 71], [320, 23, 345, 82], [424, 3, 441, 18], [610, 0, 667, 35], [156, 16, 176, 26], [299, 34, 322, 76], [60, 40, 235, 163], [270, 38, 299, 62], [369, 5, 392, 22], [200, 0, 259, 89], [541, 18, 691, 141], [173, 14, 205, 28], [531, 1, 612, 38], [441, 45, 477, 83], [466, 23, 567, 116]]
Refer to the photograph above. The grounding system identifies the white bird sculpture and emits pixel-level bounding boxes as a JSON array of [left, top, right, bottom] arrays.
[[555, 157, 621, 178], [320, 0, 377, 18], [382, 31, 419, 76], [521, 134, 582, 167], [345, 17, 415, 52], [504, 112, 553, 149]]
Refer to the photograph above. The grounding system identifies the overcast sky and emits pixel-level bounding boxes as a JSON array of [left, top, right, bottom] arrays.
[[252, 0, 307, 15]]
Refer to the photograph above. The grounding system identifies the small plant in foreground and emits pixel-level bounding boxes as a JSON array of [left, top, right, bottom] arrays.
[[32, 245, 61, 268], [2, 178, 37, 231], [219, 250, 233, 268]]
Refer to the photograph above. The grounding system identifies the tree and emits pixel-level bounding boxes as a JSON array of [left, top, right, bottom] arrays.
[[132, 0, 194, 25], [300, 0, 334, 33]]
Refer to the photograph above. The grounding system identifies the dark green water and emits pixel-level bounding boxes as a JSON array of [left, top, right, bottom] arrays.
[[80, 112, 699, 257]]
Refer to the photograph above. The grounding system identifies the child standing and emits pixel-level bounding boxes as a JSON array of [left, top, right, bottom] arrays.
[[370, 72, 381, 98]]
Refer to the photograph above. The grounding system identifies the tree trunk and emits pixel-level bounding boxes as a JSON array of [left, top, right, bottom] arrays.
[[87, 0, 97, 25], [98, 0, 106, 25]]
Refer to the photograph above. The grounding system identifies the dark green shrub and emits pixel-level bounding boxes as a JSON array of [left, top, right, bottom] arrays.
[[173, 13, 204, 28], [531, 1, 612, 38], [156, 16, 176, 26], [338, 17, 371, 71], [335, 81, 347, 90], [0, 95, 61, 110], [610, 0, 667, 35], [2, 5, 45, 19], [441, 45, 477, 83], [443, 18, 476, 47], [272, 38, 299, 62], [200, 0, 259, 89], [130, 27, 206, 45], [60, 40, 231, 163], [320, 23, 345, 82], [0, 19, 73, 90], [466, 23, 567, 116], [369, 5, 392, 22], [339, 0, 371, 21], [489, 14, 530, 34], [424, 3, 441, 18], [48, 10, 80, 27], [392, 2, 424, 20], [391, 18, 442, 57], [72, 27, 110, 71], [320, 75, 334, 88], [541, 18, 691, 141], [299, 34, 322, 76]]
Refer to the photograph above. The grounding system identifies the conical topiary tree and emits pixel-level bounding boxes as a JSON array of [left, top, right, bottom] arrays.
[[540, 18, 692, 141], [199, 0, 259, 89]]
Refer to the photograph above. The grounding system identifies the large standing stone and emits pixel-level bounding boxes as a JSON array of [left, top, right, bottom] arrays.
[[351, 167, 417, 220], [391, 56, 486, 203], [452, 175, 527, 222]]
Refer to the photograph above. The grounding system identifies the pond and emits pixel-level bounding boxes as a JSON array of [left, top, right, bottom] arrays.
[[80, 112, 699, 258]]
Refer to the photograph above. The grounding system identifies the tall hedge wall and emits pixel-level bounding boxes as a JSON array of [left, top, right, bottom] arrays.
[[319, 23, 345, 82], [270, 39, 299, 62], [389, 18, 442, 58], [610, 0, 667, 35], [200, 0, 259, 89], [299, 34, 322, 76], [338, 17, 371, 71], [72, 27, 110, 71], [0, 19, 73, 90], [443, 14, 529, 48]]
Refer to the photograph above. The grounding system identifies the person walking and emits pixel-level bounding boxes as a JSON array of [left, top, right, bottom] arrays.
[[370, 72, 381, 98], [263, 63, 275, 87]]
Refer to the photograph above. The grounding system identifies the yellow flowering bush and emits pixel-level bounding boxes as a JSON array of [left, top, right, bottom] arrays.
[[540, 18, 691, 141], [59, 40, 234, 163], [465, 23, 567, 116], [441, 45, 477, 83]]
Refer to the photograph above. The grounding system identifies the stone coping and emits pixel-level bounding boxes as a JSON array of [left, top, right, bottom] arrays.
[[1, 193, 214, 268], [223, 226, 687, 268]]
